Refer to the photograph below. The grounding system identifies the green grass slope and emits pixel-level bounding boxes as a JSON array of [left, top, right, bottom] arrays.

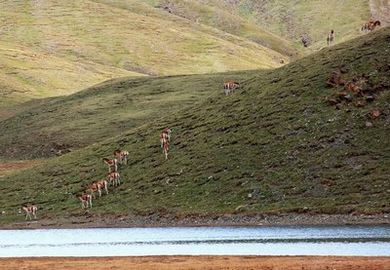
[[199, 0, 372, 50], [0, 28, 389, 224], [141, 0, 299, 57], [0, 71, 257, 159], [0, 0, 289, 113], [0, 41, 137, 109]]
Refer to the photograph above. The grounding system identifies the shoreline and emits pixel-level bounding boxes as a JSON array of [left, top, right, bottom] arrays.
[[1, 212, 389, 230], [0, 256, 389, 270]]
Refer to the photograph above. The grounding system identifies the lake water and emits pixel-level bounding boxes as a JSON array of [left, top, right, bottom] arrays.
[[0, 225, 389, 257]]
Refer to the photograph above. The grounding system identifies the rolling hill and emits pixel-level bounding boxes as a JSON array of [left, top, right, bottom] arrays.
[[0, 71, 258, 159], [0, 0, 296, 117], [1, 0, 382, 158], [2, 0, 382, 120], [148, 0, 373, 49], [0, 27, 388, 224]]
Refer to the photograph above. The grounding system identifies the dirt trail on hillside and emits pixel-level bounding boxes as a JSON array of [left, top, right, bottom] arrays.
[[0, 256, 389, 270], [369, 0, 390, 25]]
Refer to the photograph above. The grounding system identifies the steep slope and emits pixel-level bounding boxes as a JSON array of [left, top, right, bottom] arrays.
[[0, 28, 389, 224], [0, 0, 288, 112]]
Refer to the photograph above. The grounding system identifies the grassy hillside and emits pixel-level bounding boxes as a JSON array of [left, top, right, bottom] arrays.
[[0, 28, 389, 224], [1, 0, 376, 119], [0, 41, 136, 109], [0, 0, 289, 113], [196, 0, 372, 49], [141, 0, 299, 57], [0, 71, 257, 159]]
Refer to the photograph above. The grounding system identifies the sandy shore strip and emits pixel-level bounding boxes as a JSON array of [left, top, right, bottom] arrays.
[[0, 256, 389, 270]]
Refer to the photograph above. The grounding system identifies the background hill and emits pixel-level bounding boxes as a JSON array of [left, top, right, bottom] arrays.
[[0, 72, 256, 159], [0, 28, 388, 224], [0, 0, 381, 154], [0, 0, 293, 117], [2, 0, 381, 120], [148, 0, 373, 49]]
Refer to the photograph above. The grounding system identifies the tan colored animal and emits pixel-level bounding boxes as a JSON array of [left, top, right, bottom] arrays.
[[107, 172, 121, 186], [114, 149, 129, 165], [223, 81, 240, 95], [22, 204, 38, 220], [162, 140, 169, 160], [87, 180, 109, 197], [85, 182, 99, 199], [96, 180, 109, 197], [78, 193, 92, 209], [326, 30, 335, 46], [103, 158, 118, 173], [160, 128, 172, 148], [361, 20, 381, 32], [159, 128, 171, 159]]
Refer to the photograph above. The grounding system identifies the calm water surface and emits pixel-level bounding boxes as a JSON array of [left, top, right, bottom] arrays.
[[0, 225, 389, 257]]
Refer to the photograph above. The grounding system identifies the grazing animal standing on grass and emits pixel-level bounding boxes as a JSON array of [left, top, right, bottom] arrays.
[[86, 182, 99, 199], [114, 149, 129, 165], [162, 140, 169, 160], [96, 180, 109, 197], [361, 20, 381, 32], [22, 204, 38, 220], [78, 193, 92, 209], [103, 158, 118, 173], [160, 128, 172, 148], [160, 128, 172, 159], [223, 81, 240, 95], [107, 172, 121, 186], [327, 30, 335, 46], [86, 180, 108, 198]]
